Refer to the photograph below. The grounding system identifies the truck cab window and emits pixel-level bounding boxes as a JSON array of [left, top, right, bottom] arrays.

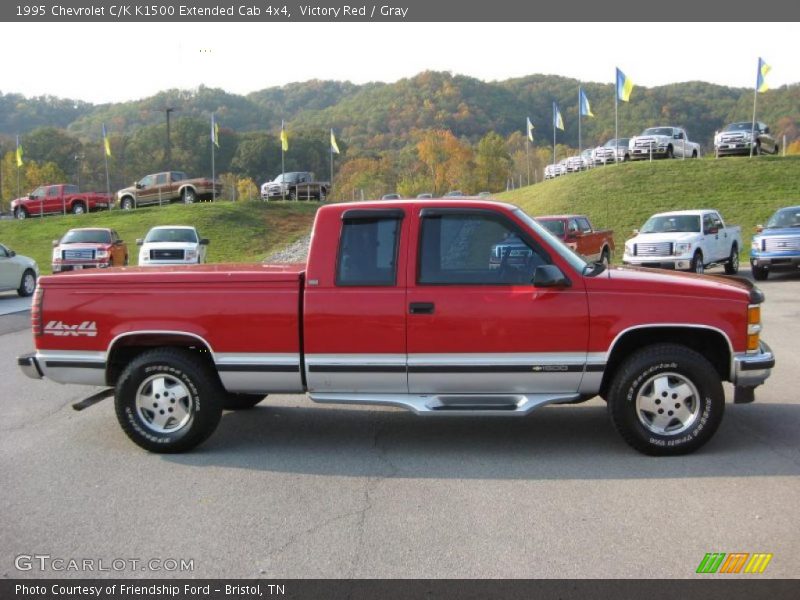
[[336, 218, 400, 286], [156, 173, 168, 186], [419, 213, 548, 285]]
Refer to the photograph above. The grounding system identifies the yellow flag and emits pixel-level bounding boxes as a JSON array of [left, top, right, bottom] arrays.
[[102, 124, 112, 157], [280, 120, 288, 152], [15, 136, 23, 167], [330, 129, 340, 154]]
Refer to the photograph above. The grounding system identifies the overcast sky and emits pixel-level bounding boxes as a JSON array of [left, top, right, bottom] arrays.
[[4, 22, 798, 103]]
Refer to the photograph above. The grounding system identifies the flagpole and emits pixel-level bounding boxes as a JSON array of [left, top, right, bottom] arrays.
[[750, 62, 759, 159], [103, 148, 111, 208], [15, 135, 21, 201], [211, 116, 216, 202], [578, 87, 582, 157], [281, 120, 286, 201], [330, 130, 334, 195], [614, 84, 619, 166], [526, 138, 530, 186]]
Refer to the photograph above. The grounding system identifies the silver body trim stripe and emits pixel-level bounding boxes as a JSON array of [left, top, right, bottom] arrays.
[[36, 350, 107, 386]]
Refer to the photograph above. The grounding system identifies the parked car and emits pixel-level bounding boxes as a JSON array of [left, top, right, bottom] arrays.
[[10, 184, 112, 219], [381, 193, 402, 200], [261, 172, 329, 201], [715, 121, 779, 157], [630, 127, 701, 160], [536, 215, 614, 265], [0, 242, 38, 296], [543, 163, 566, 180], [565, 155, 589, 172], [443, 190, 465, 197], [580, 149, 595, 169], [18, 199, 774, 456], [117, 171, 221, 210], [137, 226, 209, 267], [416, 193, 433, 199], [593, 138, 631, 165], [623, 210, 741, 274], [477, 191, 492, 198], [750, 205, 800, 280], [51, 228, 128, 273]]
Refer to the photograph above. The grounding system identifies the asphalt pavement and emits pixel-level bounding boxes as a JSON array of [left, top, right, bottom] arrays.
[[1, 270, 798, 579]]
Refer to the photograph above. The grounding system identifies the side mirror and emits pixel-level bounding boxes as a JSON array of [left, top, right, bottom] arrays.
[[136, 239, 143, 246], [135, 183, 143, 189], [633, 229, 639, 235], [8, 250, 16, 257], [763, 127, 770, 134], [28, 194, 34, 200], [532, 264, 570, 288], [116, 240, 124, 245], [755, 224, 764, 233], [52, 240, 59, 247], [200, 238, 210, 245]]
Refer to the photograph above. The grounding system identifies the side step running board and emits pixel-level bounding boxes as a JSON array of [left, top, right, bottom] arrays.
[[307, 392, 580, 416], [72, 388, 114, 411]]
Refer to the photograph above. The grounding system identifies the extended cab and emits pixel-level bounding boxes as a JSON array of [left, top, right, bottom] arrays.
[[11, 184, 112, 219], [51, 228, 128, 273], [630, 127, 701, 160], [261, 172, 329, 201], [536, 215, 614, 265], [750, 205, 800, 280], [18, 201, 773, 456], [623, 210, 741, 274], [117, 171, 221, 209]]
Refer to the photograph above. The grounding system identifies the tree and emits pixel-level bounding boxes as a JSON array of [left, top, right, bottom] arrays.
[[475, 132, 511, 192], [416, 129, 474, 194]]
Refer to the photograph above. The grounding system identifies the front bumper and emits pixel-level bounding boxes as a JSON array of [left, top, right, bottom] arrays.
[[750, 253, 800, 272], [732, 341, 774, 389], [622, 256, 693, 270], [631, 147, 668, 159], [18, 353, 43, 380], [52, 262, 111, 273], [716, 141, 753, 156]]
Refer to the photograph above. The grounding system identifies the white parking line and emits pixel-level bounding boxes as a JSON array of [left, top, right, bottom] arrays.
[[0, 292, 32, 315]]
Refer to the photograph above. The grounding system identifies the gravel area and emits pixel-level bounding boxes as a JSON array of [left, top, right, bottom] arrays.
[[264, 234, 311, 263]]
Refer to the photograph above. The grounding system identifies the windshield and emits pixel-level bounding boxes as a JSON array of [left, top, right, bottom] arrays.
[[537, 219, 566, 237], [641, 215, 700, 234], [642, 128, 674, 136], [604, 138, 629, 147], [145, 228, 198, 243], [514, 209, 588, 273], [61, 230, 111, 244], [724, 122, 753, 132], [766, 207, 800, 228]]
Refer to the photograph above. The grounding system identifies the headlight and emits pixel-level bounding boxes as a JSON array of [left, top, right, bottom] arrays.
[[674, 242, 692, 256], [139, 251, 149, 262], [52, 249, 60, 261], [751, 239, 760, 251], [185, 249, 198, 261], [96, 250, 109, 259], [624, 242, 633, 255]]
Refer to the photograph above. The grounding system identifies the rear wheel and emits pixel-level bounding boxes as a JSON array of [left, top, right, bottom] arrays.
[[71, 202, 86, 215], [607, 344, 725, 455], [724, 245, 739, 275], [17, 269, 36, 297], [114, 348, 223, 453], [182, 188, 197, 204], [691, 250, 704, 274], [751, 265, 769, 281]]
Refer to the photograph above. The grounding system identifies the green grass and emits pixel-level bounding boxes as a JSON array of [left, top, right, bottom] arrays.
[[498, 155, 800, 258], [0, 201, 319, 271]]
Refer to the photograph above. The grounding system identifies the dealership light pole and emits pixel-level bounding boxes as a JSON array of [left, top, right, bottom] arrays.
[[165, 107, 175, 168]]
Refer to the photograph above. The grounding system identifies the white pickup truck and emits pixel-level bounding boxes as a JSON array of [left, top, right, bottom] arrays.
[[630, 127, 701, 160], [623, 210, 741, 274]]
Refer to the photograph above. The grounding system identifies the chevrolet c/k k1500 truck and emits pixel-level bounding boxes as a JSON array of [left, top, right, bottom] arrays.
[[17, 200, 774, 455]]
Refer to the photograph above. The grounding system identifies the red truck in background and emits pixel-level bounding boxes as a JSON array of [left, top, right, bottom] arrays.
[[51, 228, 128, 273], [10, 184, 113, 219], [536, 215, 615, 264], [17, 200, 774, 456]]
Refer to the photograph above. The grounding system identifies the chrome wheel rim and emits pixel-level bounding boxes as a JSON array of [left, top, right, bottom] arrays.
[[135, 374, 193, 434], [22, 273, 35, 295], [635, 371, 700, 436], [695, 258, 704, 274], [731, 252, 739, 271], [74, 205, 85, 214]]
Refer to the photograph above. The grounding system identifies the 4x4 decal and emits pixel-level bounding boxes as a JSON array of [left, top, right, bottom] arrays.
[[44, 321, 98, 337]]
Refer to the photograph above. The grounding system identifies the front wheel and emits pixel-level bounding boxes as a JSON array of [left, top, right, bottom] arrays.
[[18, 269, 36, 297], [724, 246, 739, 274], [114, 348, 223, 453], [607, 344, 725, 455], [691, 251, 704, 274], [692, 150, 698, 159], [14, 207, 28, 220], [120, 197, 134, 210], [600, 247, 611, 267], [752, 265, 769, 281], [666, 145, 674, 159]]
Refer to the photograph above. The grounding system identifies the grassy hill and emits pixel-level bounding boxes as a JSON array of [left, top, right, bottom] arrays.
[[498, 155, 800, 257], [0, 201, 318, 272]]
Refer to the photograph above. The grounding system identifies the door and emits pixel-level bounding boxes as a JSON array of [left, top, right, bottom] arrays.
[[27, 186, 46, 215], [303, 208, 408, 393], [702, 213, 724, 261], [135, 174, 158, 206], [45, 185, 62, 214], [0, 244, 15, 289], [406, 208, 590, 395]]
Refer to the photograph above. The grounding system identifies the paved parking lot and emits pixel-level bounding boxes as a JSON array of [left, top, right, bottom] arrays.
[[1, 270, 798, 579], [0, 291, 32, 316]]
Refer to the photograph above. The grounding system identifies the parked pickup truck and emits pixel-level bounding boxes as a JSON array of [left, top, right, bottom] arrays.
[[630, 127, 701, 160], [536, 215, 614, 265], [261, 171, 329, 201], [715, 121, 779, 157], [623, 210, 741, 274], [10, 184, 112, 219], [750, 205, 800, 280], [51, 228, 128, 273], [17, 200, 774, 456], [117, 171, 221, 210]]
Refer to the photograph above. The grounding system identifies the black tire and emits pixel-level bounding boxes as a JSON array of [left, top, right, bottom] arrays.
[[752, 265, 769, 281], [753, 143, 761, 156], [691, 250, 704, 274], [666, 145, 674, 159], [182, 188, 197, 204], [17, 269, 36, 297], [14, 207, 28, 220], [607, 344, 725, 456], [691, 150, 698, 159], [623, 153, 630, 162], [224, 394, 266, 410], [289, 190, 297, 201], [71, 202, 86, 215], [114, 348, 223, 453], [724, 245, 739, 275], [600, 247, 611, 267], [121, 197, 134, 210], [123, 255, 129, 266]]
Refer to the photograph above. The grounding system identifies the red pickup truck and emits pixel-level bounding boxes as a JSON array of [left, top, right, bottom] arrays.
[[17, 200, 774, 456], [536, 215, 614, 264], [10, 184, 112, 219]]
